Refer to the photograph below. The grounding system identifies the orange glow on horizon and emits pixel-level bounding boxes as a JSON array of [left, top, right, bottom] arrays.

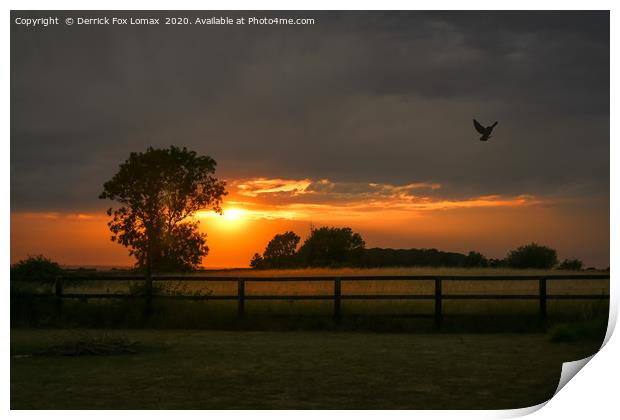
[[9, 176, 610, 269]]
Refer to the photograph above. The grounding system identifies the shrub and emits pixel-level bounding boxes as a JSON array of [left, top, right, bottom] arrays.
[[249, 253, 265, 269], [463, 251, 488, 267], [557, 258, 583, 270], [11, 255, 63, 283], [550, 319, 607, 343], [505, 243, 558, 269], [487, 258, 507, 268]]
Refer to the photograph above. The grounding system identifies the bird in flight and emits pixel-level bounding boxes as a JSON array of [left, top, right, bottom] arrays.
[[473, 119, 498, 141]]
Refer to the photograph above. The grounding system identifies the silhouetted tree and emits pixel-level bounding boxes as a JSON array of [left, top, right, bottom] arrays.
[[11, 255, 63, 282], [249, 253, 265, 269], [557, 258, 583, 270], [463, 251, 488, 267], [298, 226, 365, 267], [100, 146, 227, 288], [260, 231, 300, 268], [506, 243, 558, 269]]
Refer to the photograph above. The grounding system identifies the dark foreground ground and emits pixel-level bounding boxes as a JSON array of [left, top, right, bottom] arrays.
[[11, 329, 602, 409]]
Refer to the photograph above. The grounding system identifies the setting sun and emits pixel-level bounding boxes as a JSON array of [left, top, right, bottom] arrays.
[[223, 207, 245, 221], [196, 208, 247, 222]]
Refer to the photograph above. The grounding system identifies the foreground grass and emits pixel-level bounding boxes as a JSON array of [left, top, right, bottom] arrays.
[[11, 329, 602, 409]]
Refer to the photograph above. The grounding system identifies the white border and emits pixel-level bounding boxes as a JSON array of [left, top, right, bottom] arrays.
[[4, 2, 616, 419], [2, 1, 618, 10]]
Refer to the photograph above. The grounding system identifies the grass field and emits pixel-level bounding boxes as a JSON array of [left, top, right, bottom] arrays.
[[10, 328, 603, 409], [11, 268, 608, 408], [11, 267, 609, 329]]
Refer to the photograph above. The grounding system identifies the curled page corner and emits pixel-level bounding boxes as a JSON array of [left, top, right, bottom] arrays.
[[602, 295, 618, 348], [503, 355, 598, 418], [499, 400, 548, 418], [504, 303, 616, 418], [554, 355, 595, 397], [551, 296, 618, 397]]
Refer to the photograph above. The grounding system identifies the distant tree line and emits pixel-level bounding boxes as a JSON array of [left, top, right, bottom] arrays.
[[9, 229, 594, 281], [250, 227, 364, 269], [250, 226, 589, 270]]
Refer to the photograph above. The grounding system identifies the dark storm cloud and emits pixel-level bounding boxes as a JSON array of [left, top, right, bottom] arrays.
[[11, 11, 609, 211]]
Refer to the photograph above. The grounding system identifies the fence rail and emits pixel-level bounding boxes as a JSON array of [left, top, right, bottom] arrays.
[[14, 274, 610, 325], [56, 274, 611, 281]]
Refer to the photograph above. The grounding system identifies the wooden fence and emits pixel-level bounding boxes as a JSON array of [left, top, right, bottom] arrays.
[[35, 274, 611, 324]]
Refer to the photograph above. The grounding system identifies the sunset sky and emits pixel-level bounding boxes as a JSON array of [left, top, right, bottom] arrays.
[[11, 11, 609, 268]]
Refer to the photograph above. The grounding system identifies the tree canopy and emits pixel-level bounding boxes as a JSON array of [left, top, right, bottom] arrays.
[[250, 227, 365, 269], [463, 251, 488, 267], [99, 146, 227, 272], [298, 226, 365, 267], [505, 243, 558, 269], [11, 255, 63, 282], [251, 231, 300, 269]]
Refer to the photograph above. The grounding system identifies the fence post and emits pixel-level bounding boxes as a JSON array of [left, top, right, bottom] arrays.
[[144, 258, 153, 323], [334, 277, 342, 322], [539, 277, 547, 319], [54, 277, 63, 321], [238, 278, 245, 317], [434, 276, 442, 328]]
